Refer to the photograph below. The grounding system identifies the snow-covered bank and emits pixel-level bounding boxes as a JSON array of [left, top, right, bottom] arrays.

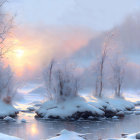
[[88, 97, 135, 117], [0, 133, 22, 140], [36, 96, 104, 120], [107, 132, 140, 140], [36, 96, 135, 120], [0, 100, 18, 119], [47, 129, 86, 140]]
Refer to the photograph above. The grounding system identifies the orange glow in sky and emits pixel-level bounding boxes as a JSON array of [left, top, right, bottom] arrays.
[[5, 38, 40, 77], [14, 49, 25, 58]]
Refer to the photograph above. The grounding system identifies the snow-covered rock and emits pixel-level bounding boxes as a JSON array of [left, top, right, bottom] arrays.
[[0, 133, 22, 140], [88, 97, 135, 117], [27, 107, 35, 111], [47, 129, 86, 140], [21, 119, 26, 123], [134, 101, 140, 106], [0, 100, 18, 118], [112, 116, 118, 119], [107, 132, 140, 140], [36, 96, 104, 120], [104, 98, 135, 112], [36, 96, 135, 120], [3, 116, 16, 122], [135, 111, 140, 115]]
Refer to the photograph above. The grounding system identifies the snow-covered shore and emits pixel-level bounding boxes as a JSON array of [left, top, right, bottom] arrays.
[[0, 100, 18, 119], [36, 96, 135, 120], [47, 129, 86, 140], [107, 132, 140, 140], [0, 133, 22, 140]]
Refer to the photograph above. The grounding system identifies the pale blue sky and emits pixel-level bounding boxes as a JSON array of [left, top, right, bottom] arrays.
[[6, 0, 140, 31]]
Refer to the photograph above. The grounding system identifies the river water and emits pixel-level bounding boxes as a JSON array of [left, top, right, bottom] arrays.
[[0, 84, 139, 140]]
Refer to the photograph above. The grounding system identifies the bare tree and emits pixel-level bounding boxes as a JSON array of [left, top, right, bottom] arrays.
[[0, 63, 17, 104], [0, 0, 16, 104], [110, 56, 125, 97], [43, 59, 55, 100], [95, 32, 114, 97], [0, 0, 13, 58], [43, 60, 80, 101]]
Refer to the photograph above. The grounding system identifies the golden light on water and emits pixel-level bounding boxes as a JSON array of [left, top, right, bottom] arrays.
[[30, 124, 38, 135]]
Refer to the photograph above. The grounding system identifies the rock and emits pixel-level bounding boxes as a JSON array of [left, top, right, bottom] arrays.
[[112, 116, 118, 119], [124, 111, 133, 115], [3, 116, 16, 122], [121, 133, 128, 138], [21, 119, 26, 123], [136, 132, 140, 139], [116, 111, 124, 117], [104, 110, 116, 117], [34, 103, 41, 107], [135, 101, 140, 106], [27, 107, 35, 111], [135, 111, 140, 115]]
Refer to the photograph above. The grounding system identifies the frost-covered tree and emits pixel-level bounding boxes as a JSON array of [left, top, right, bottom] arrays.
[[0, 0, 16, 104], [95, 33, 114, 97], [0, 0, 13, 58], [0, 62, 17, 104], [43, 60, 80, 101], [110, 54, 126, 97]]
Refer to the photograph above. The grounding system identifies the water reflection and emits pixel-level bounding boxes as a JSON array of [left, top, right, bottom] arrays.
[[0, 112, 139, 140]]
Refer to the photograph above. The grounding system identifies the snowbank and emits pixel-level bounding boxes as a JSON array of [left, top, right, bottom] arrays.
[[88, 97, 135, 117], [47, 129, 86, 140], [0, 100, 18, 118], [107, 132, 140, 140], [36, 96, 135, 120], [0, 133, 22, 140], [36, 96, 104, 120]]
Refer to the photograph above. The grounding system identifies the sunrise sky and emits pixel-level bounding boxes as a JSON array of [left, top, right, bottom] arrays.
[[3, 0, 140, 80]]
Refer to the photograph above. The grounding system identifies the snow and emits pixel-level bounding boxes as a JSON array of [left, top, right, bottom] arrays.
[[20, 119, 26, 123], [0, 133, 22, 140], [104, 98, 135, 111], [27, 107, 35, 111], [107, 132, 140, 140], [36, 95, 135, 119], [88, 97, 134, 112], [3, 116, 16, 122], [36, 96, 104, 119], [47, 129, 86, 140], [0, 100, 18, 118], [134, 111, 140, 115]]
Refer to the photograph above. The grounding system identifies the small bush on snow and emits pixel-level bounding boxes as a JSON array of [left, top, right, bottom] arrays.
[[0, 62, 17, 104], [43, 60, 81, 102]]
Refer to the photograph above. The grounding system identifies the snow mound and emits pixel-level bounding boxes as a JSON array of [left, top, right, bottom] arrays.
[[88, 97, 134, 117], [21, 119, 26, 123], [27, 107, 35, 111], [107, 132, 140, 140], [104, 98, 135, 112], [3, 116, 16, 122], [0, 100, 18, 118], [47, 129, 86, 140], [36, 96, 104, 120], [0, 133, 23, 140]]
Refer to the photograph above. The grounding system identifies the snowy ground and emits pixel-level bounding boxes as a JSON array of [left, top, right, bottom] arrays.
[[0, 133, 22, 140], [107, 131, 140, 140], [0, 100, 18, 118], [36, 95, 135, 120], [47, 129, 86, 140]]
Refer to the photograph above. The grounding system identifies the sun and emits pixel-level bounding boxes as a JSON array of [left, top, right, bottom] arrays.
[[14, 49, 25, 58]]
